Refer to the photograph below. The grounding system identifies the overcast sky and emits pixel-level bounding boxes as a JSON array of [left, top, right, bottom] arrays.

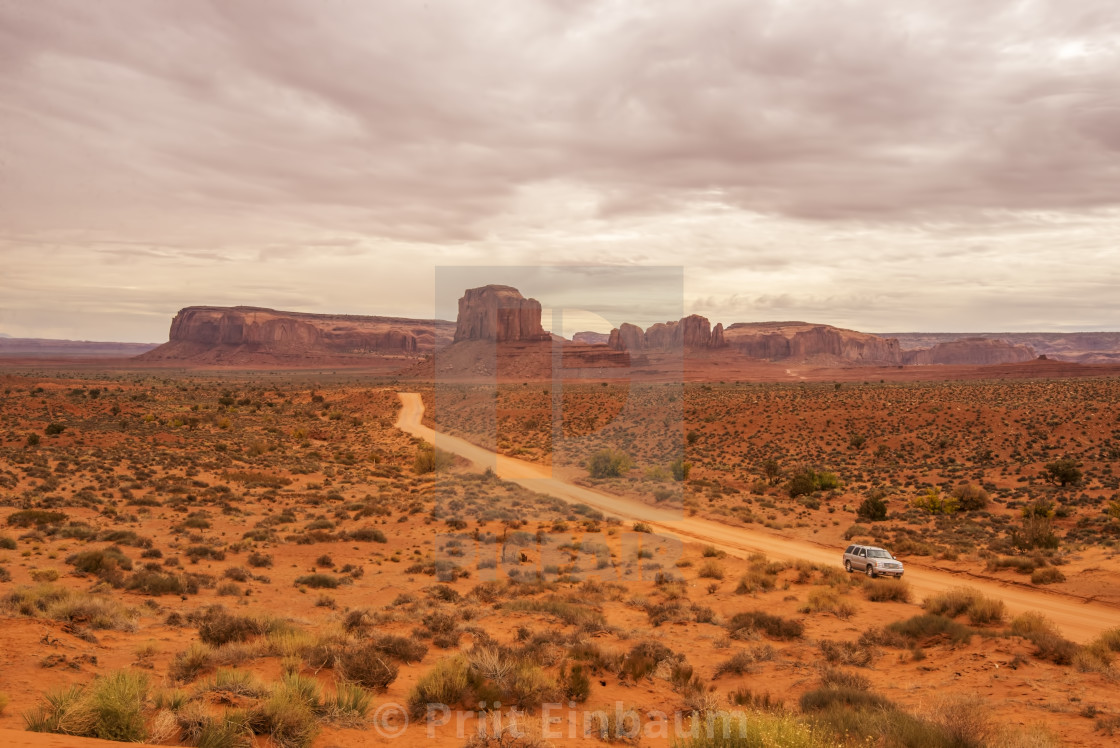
[[2, 0, 1119, 341]]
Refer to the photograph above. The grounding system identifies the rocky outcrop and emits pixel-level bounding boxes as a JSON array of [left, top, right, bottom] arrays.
[[721, 322, 903, 364], [572, 331, 610, 345], [453, 285, 550, 343], [608, 315, 726, 351], [139, 307, 455, 363], [891, 332, 1120, 364], [902, 338, 1036, 366]]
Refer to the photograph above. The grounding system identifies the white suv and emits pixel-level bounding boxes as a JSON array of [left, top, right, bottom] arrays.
[[843, 544, 904, 578]]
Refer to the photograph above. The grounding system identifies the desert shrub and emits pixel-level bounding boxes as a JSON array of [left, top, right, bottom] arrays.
[[128, 570, 199, 596], [863, 579, 911, 603], [922, 587, 1004, 625], [887, 614, 973, 645], [952, 483, 990, 511], [819, 640, 874, 667], [670, 458, 692, 481], [804, 589, 856, 619], [294, 573, 345, 589], [247, 552, 273, 568], [1030, 567, 1066, 585], [43, 591, 136, 631], [66, 546, 133, 579], [587, 449, 633, 479], [799, 686, 890, 712], [185, 545, 226, 562], [337, 643, 400, 691], [45, 422, 66, 435], [726, 610, 803, 640], [348, 527, 387, 543], [712, 646, 774, 678], [0, 535, 16, 549], [7, 509, 68, 527], [325, 681, 371, 727], [1009, 612, 1077, 665], [787, 468, 839, 498], [24, 670, 149, 742], [856, 495, 887, 522], [196, 606, 260, 646], [910, 488, 958, 515], [414, 444, 455, 474], [407, 656, 472, 717], [698, 560, 725, 580], [618, 641, 676, 683], [1042, 458, 1082, 487], [564, 664, 591, 702], [372, 634, 428, 663], [247, 674, 320, 748], [588, 706, 643, 745], [505, 598, 606, 628]]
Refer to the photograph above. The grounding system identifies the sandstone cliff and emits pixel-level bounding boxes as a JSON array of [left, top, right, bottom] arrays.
[[891, 331, 1120, 364], [453, 286, 551, 343], [902, 338, 1036, 366], [139, 307, 455, 364], [608, 314, 727, 351], [721, 322, 903, 364]]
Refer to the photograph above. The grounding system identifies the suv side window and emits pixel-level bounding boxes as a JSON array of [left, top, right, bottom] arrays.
[[844, 545, 854, 554], [858, 548, 866, 557]]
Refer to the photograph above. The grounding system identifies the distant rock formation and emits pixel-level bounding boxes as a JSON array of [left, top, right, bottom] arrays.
[[0, 338, 159, 358], [453, 285, 551, 343], [891, 331, 1120, 364], [721, 322, 902, 364], [572, 331, 610, 345], [608, 314, 727, 351], [902, 338, 1036, 366], [139, 306, 454, 363]]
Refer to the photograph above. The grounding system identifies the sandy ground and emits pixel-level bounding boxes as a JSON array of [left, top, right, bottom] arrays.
[[396, 392, 1120, 644]]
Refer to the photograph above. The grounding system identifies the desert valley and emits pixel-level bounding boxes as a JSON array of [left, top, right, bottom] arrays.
[[1, 284, 1119, 748]]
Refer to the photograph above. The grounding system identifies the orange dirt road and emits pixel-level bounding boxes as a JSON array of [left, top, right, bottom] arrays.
[[397, 392, 1119, 644]]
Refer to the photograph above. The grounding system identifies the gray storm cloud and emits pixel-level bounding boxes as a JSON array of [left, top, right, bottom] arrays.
[[1, 0, 1119, 340]]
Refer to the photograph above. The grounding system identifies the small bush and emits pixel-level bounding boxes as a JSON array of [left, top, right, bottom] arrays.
[[887, 614, 973, 645], [922, 587, 1004, 625], [697, 560, 725, 580], [726, 610, 804, 640], [407, 656, 472, 717], [7, 510, 68, 528], [1031, 567, 1066, 585], [0, 535, 16, 550], [196, 606, 260, 646], [952, 483, 990, 511], [338, 643, 400, 691], [587, 449, 633, 479], [863, 579, 911, 603], [247, 552, 273, 568], [294, 573, 344, 589]]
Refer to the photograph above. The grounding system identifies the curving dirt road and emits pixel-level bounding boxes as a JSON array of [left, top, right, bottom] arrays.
[[396, 393, 1118, 643]]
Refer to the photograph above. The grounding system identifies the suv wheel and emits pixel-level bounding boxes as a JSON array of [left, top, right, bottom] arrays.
[[865, 565, 876, 579], [844, 561, 852, 573]]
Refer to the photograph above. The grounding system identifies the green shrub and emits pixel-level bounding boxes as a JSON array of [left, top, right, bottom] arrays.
[[587, 449, 633, 479], [0, 535, 16, 549], [408, 656, 472, 717], [45, 423, 66, 436], [856, 495, 887, 522], [564, 664, 591, 703], [248, 674, 320, 748], [24, 671, 149, 742], [799, 685, 890, 712], [325, 681, 371, 727], [787, 468, 839, 498], [170, 642, 215, 683]]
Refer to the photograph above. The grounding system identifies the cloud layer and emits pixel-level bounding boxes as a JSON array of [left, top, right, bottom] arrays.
[[2, 0, 1119, 340]]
